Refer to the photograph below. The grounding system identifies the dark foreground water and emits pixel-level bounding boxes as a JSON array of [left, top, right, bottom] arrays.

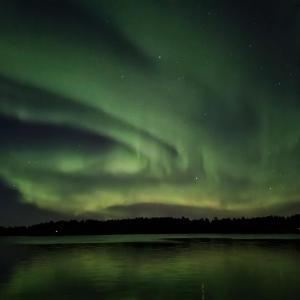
[[0, 234, 300, 300]]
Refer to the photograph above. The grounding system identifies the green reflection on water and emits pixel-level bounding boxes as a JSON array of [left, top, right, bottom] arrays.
[[1, 236, 300, 300]]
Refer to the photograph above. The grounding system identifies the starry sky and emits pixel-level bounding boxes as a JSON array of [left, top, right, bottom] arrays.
[[0, 0, 300, 225]]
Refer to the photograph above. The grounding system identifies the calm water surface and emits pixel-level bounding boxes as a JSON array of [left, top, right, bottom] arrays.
[[0, 234, 300, 300]]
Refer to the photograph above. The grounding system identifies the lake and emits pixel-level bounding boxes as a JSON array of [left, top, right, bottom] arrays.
[[0, 234, 300, 299]]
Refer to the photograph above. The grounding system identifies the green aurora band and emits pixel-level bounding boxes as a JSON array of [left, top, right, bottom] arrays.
[[0, 0, 300, 223]]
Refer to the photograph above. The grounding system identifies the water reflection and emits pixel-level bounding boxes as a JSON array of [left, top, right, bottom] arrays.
[[0, 236, 300, 300]]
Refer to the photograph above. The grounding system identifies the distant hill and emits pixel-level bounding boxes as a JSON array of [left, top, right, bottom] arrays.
[[1, 215, 300, 235]]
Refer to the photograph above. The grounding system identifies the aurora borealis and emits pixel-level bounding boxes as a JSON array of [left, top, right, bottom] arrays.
[[0, 0, 300, 225]]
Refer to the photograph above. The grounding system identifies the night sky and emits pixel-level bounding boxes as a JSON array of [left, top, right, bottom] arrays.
[[0, 0, 300, 225]]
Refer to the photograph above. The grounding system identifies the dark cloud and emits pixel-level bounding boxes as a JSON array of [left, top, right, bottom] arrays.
[[106, 202, 232, 219], [0, 115, 114, 153], [0, 179, 67, 226]]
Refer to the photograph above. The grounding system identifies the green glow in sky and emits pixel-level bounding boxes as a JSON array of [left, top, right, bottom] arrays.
[[0, 0, 300, 223]]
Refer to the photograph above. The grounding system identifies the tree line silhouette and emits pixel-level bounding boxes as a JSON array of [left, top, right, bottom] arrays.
[[0, 215, 300, 235]]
